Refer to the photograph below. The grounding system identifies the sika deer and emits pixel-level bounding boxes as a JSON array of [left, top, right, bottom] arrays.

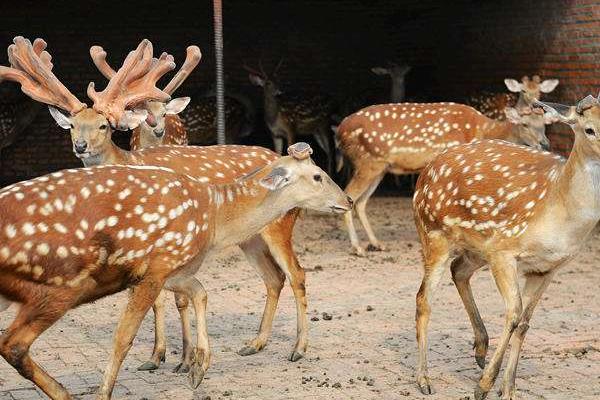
[[245, 61, 337, 174], [89, 44, 200, 150], [0, 143, 352, 399], [411, 94, 600, 399], [337, 102, 554, 255], [467, 75, 559, 120], [371, 62, 411, 103], [0, 37, 330, 371]]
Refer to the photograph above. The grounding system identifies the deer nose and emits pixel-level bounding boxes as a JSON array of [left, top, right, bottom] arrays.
[[74, 142, 87, 154], [154, 128, 165, 138]]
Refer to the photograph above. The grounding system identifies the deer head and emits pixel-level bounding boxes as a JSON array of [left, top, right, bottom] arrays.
[[371, 62, 411, 80], [504, 75, 559, 104], [536, 95, 600, 155], [258, 142, 353, 214], [504, 105, 554, 150], [0, 37, 175, 161], [244, 59, 284, 98], [90, 44, 201, 144]]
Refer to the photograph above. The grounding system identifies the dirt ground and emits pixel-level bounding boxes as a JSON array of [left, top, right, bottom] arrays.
[[1, 197, 599, 400]]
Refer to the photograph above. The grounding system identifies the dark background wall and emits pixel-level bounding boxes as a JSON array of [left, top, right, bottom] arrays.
[[0, 0, 599, 185]]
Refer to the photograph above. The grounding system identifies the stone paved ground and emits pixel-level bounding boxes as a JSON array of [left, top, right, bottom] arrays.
[[1, 197, 599, 400]]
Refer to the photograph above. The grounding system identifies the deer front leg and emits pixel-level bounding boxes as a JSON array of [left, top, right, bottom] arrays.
[[272, 135, 285, 155], [451, 255, 489, 369], [343, 163, 386, 256], [97, 278, 164, 400], [138, 290, 167, 371], [313, 128, 333, 175], [474, 253, 522, 400], [260, 212, 309, 361], [416, 232, 452, 395], [238, 235, 285, 356], [498, 271, 554, 400]]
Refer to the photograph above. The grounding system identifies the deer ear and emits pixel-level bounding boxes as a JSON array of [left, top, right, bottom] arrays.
[[539, 79, 559, 93], [249, 74, 265, 87], [48, 106, 72, 130], [504, 79, 523, 93], [122, 109, 148, 130], [259, 167, 291, 191], [371, 67, 389, 76], [165, 97, 190, 115]]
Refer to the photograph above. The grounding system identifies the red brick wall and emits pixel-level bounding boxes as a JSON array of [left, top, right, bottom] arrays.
[[1, 0, 599, 184]]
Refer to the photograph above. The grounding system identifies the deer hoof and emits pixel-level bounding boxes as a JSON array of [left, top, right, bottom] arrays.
[[288, 351, 304, 362], [137, 361, 160, 371], [237, 345, 260, 356], [474, 385, 489, 400], [173, 362, 191, 374], [187, 360, 206, 389], [366, 243, 386, 252], [476, 354, 486, 369], [351, 247, 367, 257], [417, 376, 434, 395]]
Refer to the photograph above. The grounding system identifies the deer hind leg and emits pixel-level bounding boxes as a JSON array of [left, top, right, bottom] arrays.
[[97, 278, 165, 400], [0, 297, 74, 400], [343, 164, 387, 256], [498, 271, 554, 400], [238, 235, 285, 357], [474, 253, 522, 400], [415, 231, 453, 395], [451, 253, 489, 369], [138, 290, 168, 371], [260, 210, 309, 361], [172, 293, 194, 373]]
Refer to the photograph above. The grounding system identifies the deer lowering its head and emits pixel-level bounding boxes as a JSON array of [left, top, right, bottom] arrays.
[[245, 61, 337, 174], [411, 94, 600, 399], [89, 44, 201, 150], [468, 75, 559, 120], [371, 62, 411, 103], [0, 142, 352, 399], [336, 102, 554, 255]]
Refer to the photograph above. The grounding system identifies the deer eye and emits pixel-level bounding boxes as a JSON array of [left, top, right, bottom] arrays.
[[313, 174, 322, 182], [99, 124, 107, 130], [585, 127, 595, 136]]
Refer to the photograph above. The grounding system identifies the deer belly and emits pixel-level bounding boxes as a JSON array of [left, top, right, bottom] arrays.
[[517, 249, 575, 275]]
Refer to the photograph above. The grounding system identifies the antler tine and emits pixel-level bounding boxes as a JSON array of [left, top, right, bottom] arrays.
[[90, 45, 116, 79], [88, 39, 175, 128], [32, 38, 53, 70], [2, 36, 85, 114], [242, 61, 264, 77], [259, 59, 268, 78], [163, 45, 202, 95]]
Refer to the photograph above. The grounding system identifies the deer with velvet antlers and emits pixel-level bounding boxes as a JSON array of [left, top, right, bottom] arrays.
[[0, 36, 340, 374], [0, 140, 351, 399], [336, 102, 554, 256], [88, 43, 200, 150], [411, 93, 600, 399]]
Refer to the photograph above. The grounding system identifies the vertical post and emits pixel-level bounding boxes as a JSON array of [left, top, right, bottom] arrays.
[[213, 0, 226, 144]]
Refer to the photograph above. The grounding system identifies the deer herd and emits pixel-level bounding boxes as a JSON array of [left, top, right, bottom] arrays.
[[0, 35, 596, 400]]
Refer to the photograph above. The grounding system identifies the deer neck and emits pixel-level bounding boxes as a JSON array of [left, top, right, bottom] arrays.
[[209, 172, 296, 249], [550, 134, 600, 232], [390, 77, 406, 103], [263, 89, 280, 125], [81, 137, 131, 167]]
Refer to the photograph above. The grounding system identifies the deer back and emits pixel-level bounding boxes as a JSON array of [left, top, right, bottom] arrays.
[[337, 103, 488, 171], [413, 140, 563, 243]]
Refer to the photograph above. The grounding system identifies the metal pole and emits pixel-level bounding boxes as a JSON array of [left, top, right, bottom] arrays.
[[213, 0, 226, 144]]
